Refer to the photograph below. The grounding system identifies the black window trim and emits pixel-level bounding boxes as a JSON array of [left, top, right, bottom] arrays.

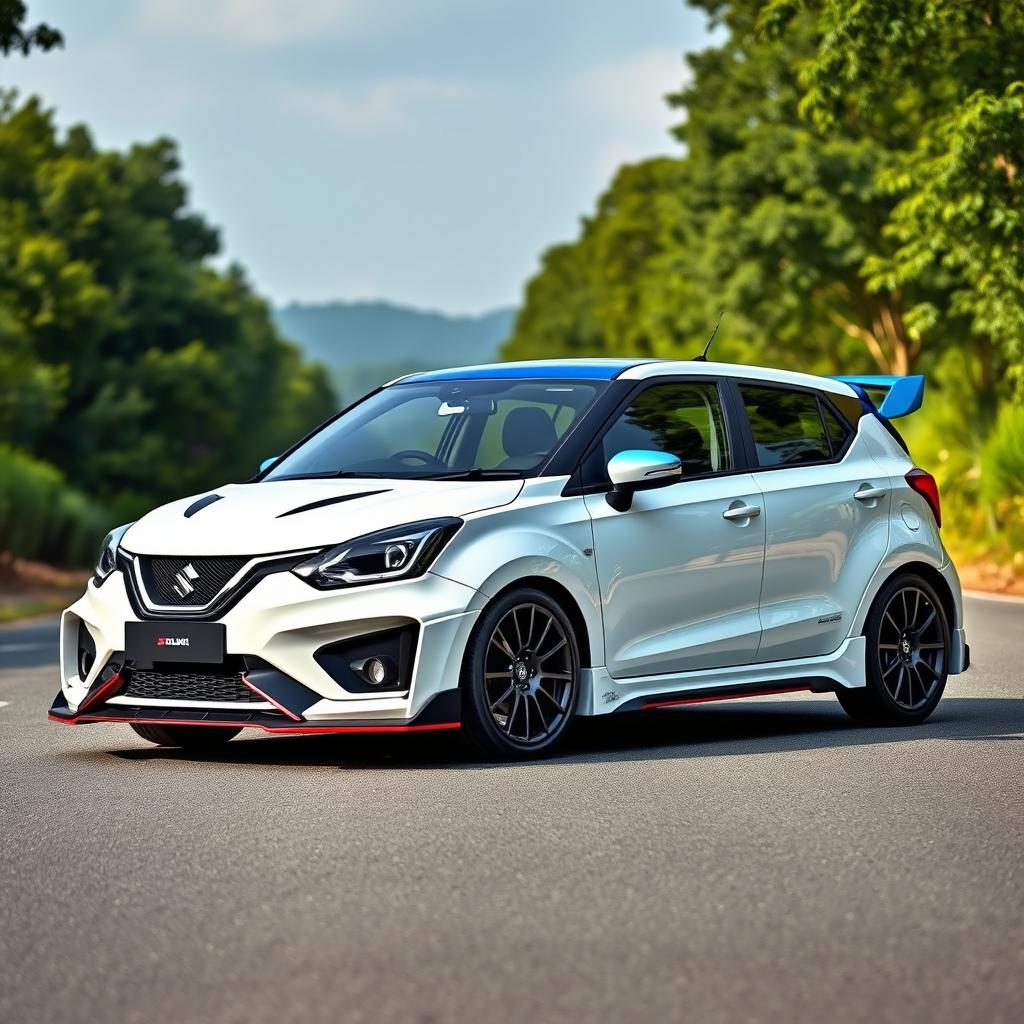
[[727, 377, 857, 474], [561, 374, 751, 497]]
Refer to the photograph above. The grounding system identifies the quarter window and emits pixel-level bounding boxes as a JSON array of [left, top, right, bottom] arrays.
[[821, 401, 851, 456], [583, 382, 731, 486], [740, 386, 835, 467]]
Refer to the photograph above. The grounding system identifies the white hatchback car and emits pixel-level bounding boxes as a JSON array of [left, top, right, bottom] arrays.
[[51, 359, 969, 759]]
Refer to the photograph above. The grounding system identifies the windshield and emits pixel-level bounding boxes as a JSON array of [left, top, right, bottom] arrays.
[[264, 379, 602, 481]]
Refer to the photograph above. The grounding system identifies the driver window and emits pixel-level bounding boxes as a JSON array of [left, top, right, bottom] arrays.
[[582, 382, 731, 487]]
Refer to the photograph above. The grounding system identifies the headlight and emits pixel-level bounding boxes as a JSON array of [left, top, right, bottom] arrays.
[[93, 523, 134, 584], [293, 518, 462, 589]]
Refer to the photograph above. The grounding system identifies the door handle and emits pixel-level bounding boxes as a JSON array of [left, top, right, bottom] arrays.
[[854, 486, 887, 502], [722, 504, 761, 521]]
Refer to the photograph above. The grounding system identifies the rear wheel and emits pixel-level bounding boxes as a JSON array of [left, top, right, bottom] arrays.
[[130, 723, 242, 747], [461, 588, 580, 759], [838, 572, 950, 725]]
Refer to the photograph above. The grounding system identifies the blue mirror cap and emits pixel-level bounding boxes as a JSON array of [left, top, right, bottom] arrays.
[[607, 449, 683, 486], [259, 456, 279, 473], [832, 375, 925, 419]]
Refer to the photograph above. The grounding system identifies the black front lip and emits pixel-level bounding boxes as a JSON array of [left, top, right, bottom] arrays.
[[48, 686, 461, 735]]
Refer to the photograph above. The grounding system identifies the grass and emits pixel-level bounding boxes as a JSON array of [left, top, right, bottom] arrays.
[[0, 594, 75, 624]]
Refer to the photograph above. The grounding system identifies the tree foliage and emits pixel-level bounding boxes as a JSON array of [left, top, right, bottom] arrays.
[[0, 93, 336, 528], [506, 0, 959, 378], [0, 1, 62, 57], [761, 0, 1024, 373]]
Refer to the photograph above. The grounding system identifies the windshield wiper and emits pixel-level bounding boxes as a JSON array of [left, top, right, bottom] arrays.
[[271, 471, 390, 480], [417, 469, 526, 481]]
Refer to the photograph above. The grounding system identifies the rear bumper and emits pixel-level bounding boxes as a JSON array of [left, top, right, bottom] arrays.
[[946, 626, 970, 675], [951, 627, 970, 674]]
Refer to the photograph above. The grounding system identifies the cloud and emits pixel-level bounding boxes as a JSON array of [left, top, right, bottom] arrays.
[[568, 49, 687, 180], [572, 48, 686, 128], [138, 0, 365, 47], [282, 78, 467, 134]]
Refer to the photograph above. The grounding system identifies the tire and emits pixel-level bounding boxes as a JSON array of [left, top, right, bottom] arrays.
[[838, 572, 950, 725], [130, 723, 242, 747], [461, 587, 581, 760]]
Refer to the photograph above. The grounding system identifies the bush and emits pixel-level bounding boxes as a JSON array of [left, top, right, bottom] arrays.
[[0, 445, 110, 565], [980, 403, 1024, 565]]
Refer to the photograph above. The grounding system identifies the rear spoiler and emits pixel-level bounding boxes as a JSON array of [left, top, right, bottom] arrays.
[[831, 375, 924, 419]]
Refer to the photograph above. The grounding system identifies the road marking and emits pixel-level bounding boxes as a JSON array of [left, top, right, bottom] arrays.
[[964, 590, 1024, 606], [0, 642, 49, 652], [0, 701, 9, 709]]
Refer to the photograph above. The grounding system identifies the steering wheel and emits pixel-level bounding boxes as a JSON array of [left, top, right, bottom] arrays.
[[391, 449, 448, 471]]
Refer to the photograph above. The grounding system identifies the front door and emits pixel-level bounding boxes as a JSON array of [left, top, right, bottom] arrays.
[[583, 380, 766, 678]]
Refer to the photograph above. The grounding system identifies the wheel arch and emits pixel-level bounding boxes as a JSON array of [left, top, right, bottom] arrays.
[[482, 576, 594, 668], [863, 560, 959, 638]]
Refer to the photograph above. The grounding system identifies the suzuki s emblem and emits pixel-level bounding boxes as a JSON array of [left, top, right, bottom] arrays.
[[172, 563, 200, 597]]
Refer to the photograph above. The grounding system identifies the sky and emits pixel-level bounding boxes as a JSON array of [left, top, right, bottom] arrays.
[[3, 1, 713, 313]]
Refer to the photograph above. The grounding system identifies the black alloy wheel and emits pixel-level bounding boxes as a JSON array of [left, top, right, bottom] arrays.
[[837, 572, 950, 725], [462, 588, 580, 758]]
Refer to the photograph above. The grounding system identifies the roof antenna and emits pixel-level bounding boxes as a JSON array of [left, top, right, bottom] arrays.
[[693, 310, 725, 362]]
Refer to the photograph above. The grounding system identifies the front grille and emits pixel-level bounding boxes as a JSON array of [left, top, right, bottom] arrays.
[[123, 668, 265, 704], [137, 555, 249, 608]]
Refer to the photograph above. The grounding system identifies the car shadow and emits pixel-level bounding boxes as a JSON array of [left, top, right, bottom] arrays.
[[106, 695, 1024, 770]]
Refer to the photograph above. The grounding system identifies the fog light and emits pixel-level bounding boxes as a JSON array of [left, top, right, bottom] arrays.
[[353, 655, 397, 687], [78, 647, 95, 680]]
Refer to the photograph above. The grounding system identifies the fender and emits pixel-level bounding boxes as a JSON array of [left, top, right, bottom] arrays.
[[431, 479, 605, 667]]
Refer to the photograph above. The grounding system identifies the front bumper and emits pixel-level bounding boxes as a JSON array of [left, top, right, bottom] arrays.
[[53, 568, 484, 730]]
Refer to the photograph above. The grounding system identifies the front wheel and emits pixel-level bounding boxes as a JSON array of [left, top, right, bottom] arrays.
[[130, 723, 242, 747], [461, 588, 581, 759], [838, 572, 950, 725]]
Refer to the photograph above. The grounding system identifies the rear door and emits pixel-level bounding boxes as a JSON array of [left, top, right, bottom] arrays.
[[583, 379, 766, 678], [734, 382, 890, 661]]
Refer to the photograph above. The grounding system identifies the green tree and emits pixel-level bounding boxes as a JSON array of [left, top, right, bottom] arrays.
[[0, 1, 62, 56], [0, 92, 336, 522], [506, 1, 952, 378], [760, 0, 1024, 385]]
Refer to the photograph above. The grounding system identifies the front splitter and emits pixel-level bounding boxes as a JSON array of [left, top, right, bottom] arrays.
[[48, 688, 462, 735]]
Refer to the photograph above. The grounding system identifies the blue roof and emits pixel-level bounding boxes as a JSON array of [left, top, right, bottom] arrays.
[[397, 358, 655, 384]]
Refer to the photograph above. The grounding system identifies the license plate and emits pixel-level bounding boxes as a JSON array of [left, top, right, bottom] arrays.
[[125, 621, 226, 667]]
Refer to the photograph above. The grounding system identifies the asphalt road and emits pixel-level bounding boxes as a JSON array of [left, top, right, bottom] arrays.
[[1, 596, 1022, 1024]]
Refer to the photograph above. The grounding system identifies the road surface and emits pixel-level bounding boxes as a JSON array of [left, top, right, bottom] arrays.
[[1, 596, 1021, 1023]]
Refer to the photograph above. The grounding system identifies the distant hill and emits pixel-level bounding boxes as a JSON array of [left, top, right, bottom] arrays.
[[273, 301, 517, 404]]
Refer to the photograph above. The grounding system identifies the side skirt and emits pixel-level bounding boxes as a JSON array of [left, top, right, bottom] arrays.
[[580, 636, 867, 716]]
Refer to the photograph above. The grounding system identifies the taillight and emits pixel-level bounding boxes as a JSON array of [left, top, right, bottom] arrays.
[[905, 468, 941, 527]]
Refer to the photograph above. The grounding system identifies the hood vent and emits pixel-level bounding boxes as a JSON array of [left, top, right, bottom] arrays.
[[276, 490, 389, 519], [183, 494, 223, 518]]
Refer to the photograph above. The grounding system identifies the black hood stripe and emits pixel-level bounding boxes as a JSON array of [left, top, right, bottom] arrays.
[[276, 490, 390, 518], [183, 494, 223, 518]]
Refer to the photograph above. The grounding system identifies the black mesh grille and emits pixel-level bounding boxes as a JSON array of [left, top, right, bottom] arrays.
[[138, 555, 249, 607], [123, 668, 265, 704]]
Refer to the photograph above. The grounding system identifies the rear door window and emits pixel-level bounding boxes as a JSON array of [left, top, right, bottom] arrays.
[[740, 386, 833, 467]]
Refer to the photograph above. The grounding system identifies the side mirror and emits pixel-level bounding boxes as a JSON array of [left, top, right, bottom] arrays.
[[259, 456, 279, 474], [605, 450, 682, 512]]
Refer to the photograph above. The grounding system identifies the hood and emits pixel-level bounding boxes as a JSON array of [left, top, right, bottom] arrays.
[[122, 477, 523, 557]]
